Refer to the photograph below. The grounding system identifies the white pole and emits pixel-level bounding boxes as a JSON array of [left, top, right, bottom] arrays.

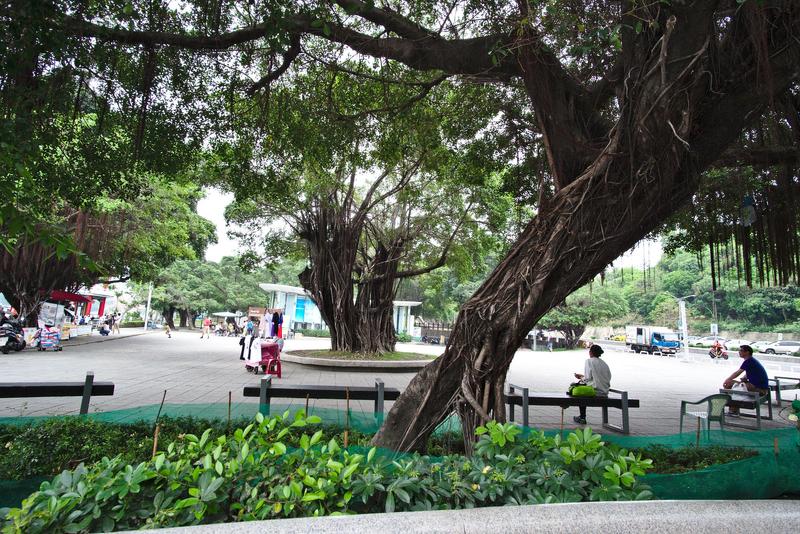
[[144, 282, 153, 332], [679, 299, 690, 360]]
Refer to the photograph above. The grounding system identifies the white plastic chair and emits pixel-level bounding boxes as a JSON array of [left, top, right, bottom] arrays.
[[679, 393, 731, 434]]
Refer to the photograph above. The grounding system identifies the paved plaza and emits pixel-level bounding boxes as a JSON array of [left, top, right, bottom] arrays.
[[1, 331, 797, 436]]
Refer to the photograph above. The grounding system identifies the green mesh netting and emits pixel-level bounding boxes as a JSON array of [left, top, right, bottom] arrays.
[[1, 404, 798, 509]]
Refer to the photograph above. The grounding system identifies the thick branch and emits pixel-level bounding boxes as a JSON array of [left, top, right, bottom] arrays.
[[394, 206, 471, 279], [62, 15, 273, 49], [61, 14, 519, 79], [336, 74, 449, 119], [247, 33, 301, 96], [333, 0, 439, 40]]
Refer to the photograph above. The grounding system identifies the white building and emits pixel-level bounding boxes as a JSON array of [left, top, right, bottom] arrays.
[[258, 283, 421, 335]]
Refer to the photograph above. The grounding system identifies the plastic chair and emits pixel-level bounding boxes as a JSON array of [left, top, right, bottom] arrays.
[[679, 393, 731, 434]]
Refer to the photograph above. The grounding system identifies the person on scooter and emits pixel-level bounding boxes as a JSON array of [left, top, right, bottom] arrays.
[[709, 339, 725, 359]]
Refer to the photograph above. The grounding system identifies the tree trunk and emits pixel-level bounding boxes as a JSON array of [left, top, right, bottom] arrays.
[[163, 306, 176, 330], [562, 326, 586, 350], [374, 5, 800, 451], [178, 309, 189, 329]]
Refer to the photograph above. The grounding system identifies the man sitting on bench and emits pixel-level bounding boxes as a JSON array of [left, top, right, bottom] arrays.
[[722, 344, 769, 416], [573, 344, 611, 425]]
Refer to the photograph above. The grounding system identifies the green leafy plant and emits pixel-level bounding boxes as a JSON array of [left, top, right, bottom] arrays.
[[1, 415, 654, 532]]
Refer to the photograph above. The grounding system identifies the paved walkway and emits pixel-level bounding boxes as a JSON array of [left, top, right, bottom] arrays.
[[0, 332, 796, 436]]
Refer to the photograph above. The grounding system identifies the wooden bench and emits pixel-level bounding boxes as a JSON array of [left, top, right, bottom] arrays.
[[243, 376, 401, 419], [719, 388, 773, 430], [506, 384, 640, 434], [0, 372, 114, 415], [769, 376, 800, 407]]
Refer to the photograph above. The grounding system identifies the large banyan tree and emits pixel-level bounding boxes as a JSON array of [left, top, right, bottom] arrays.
[[36, 0, 800, 450]]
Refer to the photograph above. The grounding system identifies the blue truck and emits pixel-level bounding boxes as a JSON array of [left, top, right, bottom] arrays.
[[625, 325, 681, 355]]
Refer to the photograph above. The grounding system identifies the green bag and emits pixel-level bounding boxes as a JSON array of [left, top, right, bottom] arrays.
[[569, 384, 596, 397]]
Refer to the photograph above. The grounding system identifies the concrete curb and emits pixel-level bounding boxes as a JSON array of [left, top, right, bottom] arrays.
[[281, 351, 434, 369], [24, 329, 158, 350], [133, 500, 800, 533], [62, 330, 158, 347]]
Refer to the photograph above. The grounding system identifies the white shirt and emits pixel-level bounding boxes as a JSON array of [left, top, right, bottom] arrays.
[[584, 357, 611, 396]]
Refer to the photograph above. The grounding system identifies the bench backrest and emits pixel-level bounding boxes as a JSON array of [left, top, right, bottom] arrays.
[[0, 372, 114, 415]]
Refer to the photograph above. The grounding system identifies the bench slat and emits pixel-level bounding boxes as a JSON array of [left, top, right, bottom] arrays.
[[504, 393, 640, 409], [0, 382, 115, 398], [243, 384, 401, 401]]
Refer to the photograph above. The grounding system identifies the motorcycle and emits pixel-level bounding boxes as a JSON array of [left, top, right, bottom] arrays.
[[708, 344, 728, 360], [0, 317, 27, 354]]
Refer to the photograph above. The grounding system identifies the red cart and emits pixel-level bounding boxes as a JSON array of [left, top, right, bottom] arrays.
[[244, 341, 281, 378]]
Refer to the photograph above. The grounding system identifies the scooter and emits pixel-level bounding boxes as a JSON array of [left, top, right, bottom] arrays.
[[0, 318, 27, 354], [708, 345, 728, 360]]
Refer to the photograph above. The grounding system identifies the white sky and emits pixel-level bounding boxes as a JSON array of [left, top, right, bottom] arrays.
[[196, 187, 663, 267], [196, 187, 237, 262]]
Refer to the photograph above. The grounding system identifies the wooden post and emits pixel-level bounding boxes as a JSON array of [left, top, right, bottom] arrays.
[[344, 387, 350, 448], [560, 408, 565, 438], [79, 372, 94, 415], [305, 394, 310, 416], [154, 389, 167, 427], [227, 390, 232, 428], [521, 386, 529, 428], [774, 436, 779, 456], [374, 379, 385, 423], [152, 424, 161, 459], [259, 376, 272, 416], [695, 416, 701, 447], [508, 385, 515, 422]]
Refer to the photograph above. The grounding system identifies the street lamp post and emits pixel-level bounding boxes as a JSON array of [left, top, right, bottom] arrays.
[[677, 294, 695, 360]]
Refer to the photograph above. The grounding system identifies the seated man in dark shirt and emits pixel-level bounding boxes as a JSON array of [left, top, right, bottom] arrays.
[[722, 344, 769, 415]]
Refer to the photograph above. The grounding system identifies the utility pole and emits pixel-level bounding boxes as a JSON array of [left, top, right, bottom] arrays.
[[678, 294, 695, 361], [143, 282, 153, 332]]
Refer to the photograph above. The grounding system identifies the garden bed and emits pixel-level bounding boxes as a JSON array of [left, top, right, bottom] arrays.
[[291, 349, 435, 361], [1, 416, 796, 532]]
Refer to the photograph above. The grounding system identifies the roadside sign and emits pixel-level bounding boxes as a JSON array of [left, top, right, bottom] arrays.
[[710, 323, 718, 335]]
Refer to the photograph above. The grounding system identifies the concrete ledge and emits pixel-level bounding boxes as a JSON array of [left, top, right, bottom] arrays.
[[133, 500, 800, 533], [281, 351, 433, 369]]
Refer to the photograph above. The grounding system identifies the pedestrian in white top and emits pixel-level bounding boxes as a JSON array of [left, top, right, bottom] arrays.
[[572, 344, 612, 425]]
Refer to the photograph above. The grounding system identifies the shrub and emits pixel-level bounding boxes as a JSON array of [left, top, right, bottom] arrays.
[[632, 445, 757, 474], [1, 416, 652, 532], [119, 321, 144, 328], [396, 333, 412, 342], [294, 328, 330, 338]]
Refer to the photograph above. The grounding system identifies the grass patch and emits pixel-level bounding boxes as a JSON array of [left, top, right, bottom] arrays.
[[292, 349, 435, 361], [632, 444, 758, 474]]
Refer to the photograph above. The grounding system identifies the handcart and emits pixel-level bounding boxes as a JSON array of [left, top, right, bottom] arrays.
[[244, 341, 281, 378], [37, 328, 63, 351]]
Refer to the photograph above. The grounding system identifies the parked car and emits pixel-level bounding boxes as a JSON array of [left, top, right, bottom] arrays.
[[686, 335, 701, 345], [723, 338, 752, 350], [750, 340, 774, 353], [610, 334, 626, 342], [763, 340, 800, 355], [690, 336, 728, 348]]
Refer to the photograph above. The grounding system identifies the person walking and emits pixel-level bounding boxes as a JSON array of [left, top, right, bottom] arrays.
[[572, 344, 611, 425], [111, 313, 121, 334], [202, 316, 212, 339]]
